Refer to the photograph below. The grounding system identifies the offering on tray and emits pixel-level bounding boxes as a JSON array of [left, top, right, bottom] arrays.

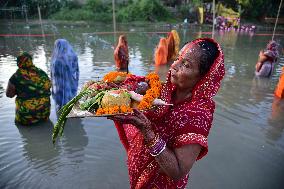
[[52, 71, 172, 143]]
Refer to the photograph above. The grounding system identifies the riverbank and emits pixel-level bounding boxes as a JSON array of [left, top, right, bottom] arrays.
[[1, 18, 284, 33]]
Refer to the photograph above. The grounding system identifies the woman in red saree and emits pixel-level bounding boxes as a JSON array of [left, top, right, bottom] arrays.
[[110, 38, 225, 188], [114, 35, 129, 71]]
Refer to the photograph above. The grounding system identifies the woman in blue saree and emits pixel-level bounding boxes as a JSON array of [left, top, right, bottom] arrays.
[[51, 39, 79, 110]]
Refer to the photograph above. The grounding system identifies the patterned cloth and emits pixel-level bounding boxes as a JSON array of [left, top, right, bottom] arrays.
[[114, 38, 225, 188], [51, 39, 79, 109], [9, 52, 51, 125], [114, 35, 129, 70]]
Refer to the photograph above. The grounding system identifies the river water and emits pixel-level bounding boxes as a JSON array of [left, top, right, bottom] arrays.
[[0, 21, 283, 189]]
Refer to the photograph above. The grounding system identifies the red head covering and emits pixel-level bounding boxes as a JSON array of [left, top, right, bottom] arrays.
[[150, 37, 225, 118]]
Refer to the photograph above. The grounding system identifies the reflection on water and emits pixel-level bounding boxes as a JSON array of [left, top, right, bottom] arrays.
[[267, 97, 284, 142], [0, 21, 284, 188], [0, 83, 3, 99], [250, 76, 273, 103], [16, 120, 60, 174], [61, 118, 88, 165]]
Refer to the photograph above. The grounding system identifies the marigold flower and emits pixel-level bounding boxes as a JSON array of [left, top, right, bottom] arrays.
[[96, 108, 105, 115], [103, 71, 131, 82]]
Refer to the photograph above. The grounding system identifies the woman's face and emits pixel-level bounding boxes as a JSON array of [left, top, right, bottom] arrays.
[[119, 36, 126, 45], [170, 44, 201, 90]]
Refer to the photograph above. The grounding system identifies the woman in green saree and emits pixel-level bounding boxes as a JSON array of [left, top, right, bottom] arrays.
[[6, 52, 51, 125]]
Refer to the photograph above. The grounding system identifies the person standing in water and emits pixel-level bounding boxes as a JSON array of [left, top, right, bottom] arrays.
[[109, 38, 225, 188], [255, 40, 279, 77], [114, 35, 129, 72], [50, 39, 79, 110], [6, 52, 51, 125], [154, 38, 168, 65]]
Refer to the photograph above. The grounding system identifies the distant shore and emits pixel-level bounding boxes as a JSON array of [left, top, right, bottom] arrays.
[[1, 19, 284, 32]]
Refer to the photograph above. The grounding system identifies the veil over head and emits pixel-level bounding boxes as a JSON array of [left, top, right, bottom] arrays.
[[51, 39, 79, 108]]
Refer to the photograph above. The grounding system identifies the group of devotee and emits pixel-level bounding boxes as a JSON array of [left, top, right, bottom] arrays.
[[6, 39, 79, 125], [6, 29, 181, 126]]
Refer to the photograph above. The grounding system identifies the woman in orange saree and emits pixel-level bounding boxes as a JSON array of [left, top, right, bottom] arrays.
[[154, 38, 168, 65], [109, 38, 225, 188], [275, 66, 284, 98], [167, 30, 180, 62]]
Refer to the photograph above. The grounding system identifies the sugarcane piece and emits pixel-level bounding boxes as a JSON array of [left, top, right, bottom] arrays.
[[52, 89, 92, 144]]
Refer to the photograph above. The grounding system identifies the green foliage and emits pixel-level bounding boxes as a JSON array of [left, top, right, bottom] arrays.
[[50, 0, 113, 21], [237, 0, 281, 19], [117, 0, 172, 22], [178, 4, 193, 18], [192, 0, 202, 6], [50, 8, 112, 21], [62, 0, 83, 9], [86, 0, 110, 12], [25, 0, 62, 18]]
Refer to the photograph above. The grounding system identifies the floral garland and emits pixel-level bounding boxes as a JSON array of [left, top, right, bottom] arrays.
[[96, 105, 132, 115], [96, 72, 162, 115], [137, 72, 162, 110], [103, 71, 130, 82]]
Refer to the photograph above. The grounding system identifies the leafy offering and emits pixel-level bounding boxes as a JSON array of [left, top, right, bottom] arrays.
[[52, 72, 171, 143]]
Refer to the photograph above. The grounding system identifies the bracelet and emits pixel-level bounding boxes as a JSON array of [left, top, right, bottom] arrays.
[[151, 144, 166, 157], [146, 134, 159, 148], [148, 138, 166, 157]]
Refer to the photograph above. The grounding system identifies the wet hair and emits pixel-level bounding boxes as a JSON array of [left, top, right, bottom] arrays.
[[196, 41, 219, 76]]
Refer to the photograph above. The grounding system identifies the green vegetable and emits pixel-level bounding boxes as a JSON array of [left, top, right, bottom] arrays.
[[87, 91, 105, 111], [52, 89, 93, 144]]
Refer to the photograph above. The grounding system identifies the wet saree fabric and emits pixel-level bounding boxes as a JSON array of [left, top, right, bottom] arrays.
[[154, 38, 168, 65], [275, 67, 284, 98], [51, 39, 79, 109], [255, 61, 275, 77], [9, 53, 51, 125], [166, 30, 180, 62], [115, 38, 225, 188]]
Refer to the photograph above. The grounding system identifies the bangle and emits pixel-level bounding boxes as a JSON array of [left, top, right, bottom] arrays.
[[152, 144, 166, 157], [146, 134, 159, 148], [148, 138, 166, 157]]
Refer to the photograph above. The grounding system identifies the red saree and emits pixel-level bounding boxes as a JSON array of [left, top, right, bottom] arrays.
[[114, 38, 225, 188]]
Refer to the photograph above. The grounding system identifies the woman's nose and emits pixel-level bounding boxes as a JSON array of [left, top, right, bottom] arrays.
[[171, 60, 181, 71]]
